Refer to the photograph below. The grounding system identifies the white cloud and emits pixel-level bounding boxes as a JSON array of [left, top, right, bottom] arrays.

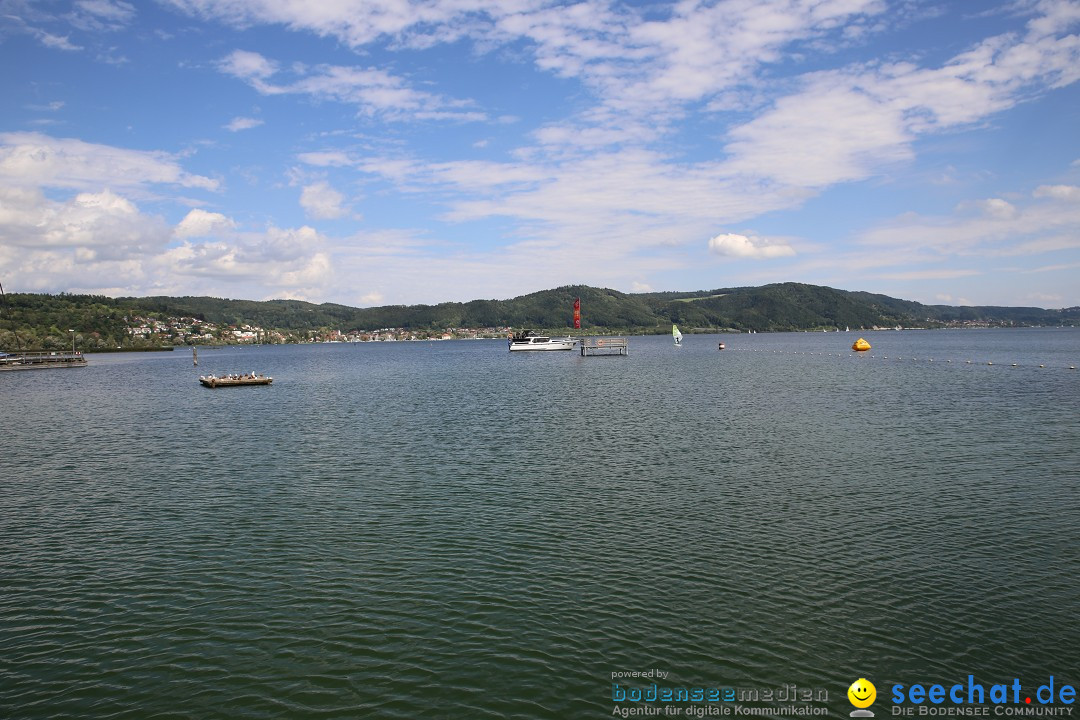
[[1034, 184, 1080, 201], [858, 182, 1080, 260], [70, 0, 136, 32], [1024, 261, 1080, 275], [175, 208, 237, 238], [218, 49, 277, 80], [609, 0, 887, 111], [0, 176, 332, 299], [359, 290, 384, 305], [37, 32, 82, 51], [715, 4, 1080, 190], [721, 79, 913, 188], [300, 181, 348, 219], [8, 0, 1080, 307], [355, 147, 813, 275], [25, 101, 66, 112], [167, 0, 515, 46], [224, 116, 263, 131], [218, 50, 484, 122], [297, 151, 354, 167], [0, 186, 171, 259], [185, 0, 891, 120], [161, 225, 334, 299], [708, 232, 796, 259], [974, 198, 1018, 220], [0, 132, 218, 191], [187, 0, 1080, 217], [312, 2, 1080, 272]]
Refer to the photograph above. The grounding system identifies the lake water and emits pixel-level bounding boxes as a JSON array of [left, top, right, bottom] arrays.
[[2, 328, 1078, 719]]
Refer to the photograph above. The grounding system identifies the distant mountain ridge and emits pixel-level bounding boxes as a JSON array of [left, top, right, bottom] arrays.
[[134, 282, 1080, 330], [3, 283, 1078, 351]]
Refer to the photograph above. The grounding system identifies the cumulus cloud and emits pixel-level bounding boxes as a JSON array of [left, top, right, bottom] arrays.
[[164, 224, 333, 299], [224, 116, 263, 131], [975, 198, 1018, 220], [300, 181, 348, 219], [175, 208, 237, 238], [0, 177, 332, 298], [0, 186, 171, 259], [0, 132, 218, 191], [708, 233, 796, 259], [1034, 184, 1080, 201], [218, 49, 277, 81]]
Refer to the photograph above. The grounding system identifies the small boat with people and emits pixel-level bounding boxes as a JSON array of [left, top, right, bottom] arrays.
[[508, 330, 576, 351], [199, 372, 273, 388]]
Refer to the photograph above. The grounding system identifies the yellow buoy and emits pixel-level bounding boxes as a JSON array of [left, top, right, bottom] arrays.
[[852, 338, 871, 352]]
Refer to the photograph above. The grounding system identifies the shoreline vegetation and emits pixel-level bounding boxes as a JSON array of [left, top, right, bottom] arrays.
[[2, 283, 1078, 353]]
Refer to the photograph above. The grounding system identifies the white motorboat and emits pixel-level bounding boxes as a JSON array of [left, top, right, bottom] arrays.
[[508, 331, 576, 351]]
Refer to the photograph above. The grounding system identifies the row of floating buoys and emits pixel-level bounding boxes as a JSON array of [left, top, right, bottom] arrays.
[[734, 347, 1076, 369]]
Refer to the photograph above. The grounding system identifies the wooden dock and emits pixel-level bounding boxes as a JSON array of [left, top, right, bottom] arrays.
[[0, 351, 87, 371], [579, 337, 628, 356]]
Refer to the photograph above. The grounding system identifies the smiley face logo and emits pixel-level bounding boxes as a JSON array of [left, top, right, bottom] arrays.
[[848, 678, 876, 709]]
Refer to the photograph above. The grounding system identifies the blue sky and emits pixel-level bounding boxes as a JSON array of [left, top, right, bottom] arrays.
[[1, 0, 1079, 308]]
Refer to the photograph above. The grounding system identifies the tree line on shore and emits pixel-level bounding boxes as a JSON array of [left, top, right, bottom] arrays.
[[2, 283, 1077, 352]]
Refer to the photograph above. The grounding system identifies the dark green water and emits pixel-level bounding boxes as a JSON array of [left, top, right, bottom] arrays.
[[2, 329, 1078, 719]]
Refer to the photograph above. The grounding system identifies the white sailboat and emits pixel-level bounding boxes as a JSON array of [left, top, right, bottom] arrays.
[[673, 324, 682, 345]]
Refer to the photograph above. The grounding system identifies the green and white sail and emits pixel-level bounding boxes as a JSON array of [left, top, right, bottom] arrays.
[[673, 324, 682, 344]]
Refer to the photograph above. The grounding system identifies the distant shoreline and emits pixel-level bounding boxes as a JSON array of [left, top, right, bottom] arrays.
[[84, 347, 176, 353]]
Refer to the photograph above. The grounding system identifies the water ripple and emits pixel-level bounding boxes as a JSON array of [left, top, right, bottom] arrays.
[[2, 331, 1078, 718]]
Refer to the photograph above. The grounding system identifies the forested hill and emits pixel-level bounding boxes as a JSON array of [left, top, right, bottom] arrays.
[[2, 283, 1078, 351]]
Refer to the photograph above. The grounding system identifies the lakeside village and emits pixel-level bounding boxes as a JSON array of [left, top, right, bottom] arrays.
[[115, 314, 1025, 349], [125, 316, 514, 346], [14, 312, 1032, 353]]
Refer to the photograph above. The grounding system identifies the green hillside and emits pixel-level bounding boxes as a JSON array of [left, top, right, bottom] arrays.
[[2, 283, 1078, 351]]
